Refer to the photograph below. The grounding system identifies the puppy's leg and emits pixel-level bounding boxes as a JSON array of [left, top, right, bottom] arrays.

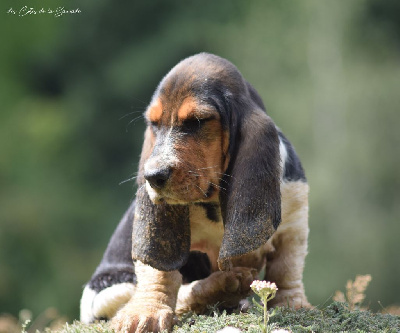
[[80, 274, 135, 323], [81, 203, 136, 323], [176, 267, 257, 315], [111, 261, 181, 333], [265, 181, 311, 309]]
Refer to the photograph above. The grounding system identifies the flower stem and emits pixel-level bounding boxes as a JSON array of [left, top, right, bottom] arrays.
[[263, 298, 268, 333]]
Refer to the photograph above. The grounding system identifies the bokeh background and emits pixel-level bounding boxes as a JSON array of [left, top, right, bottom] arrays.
[[1, 0, 399, 323]]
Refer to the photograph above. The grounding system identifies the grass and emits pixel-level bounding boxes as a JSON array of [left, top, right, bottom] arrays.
[[3, 275, 399, 333], [178, 303, 399, 332], [17, 302, 398, 333]]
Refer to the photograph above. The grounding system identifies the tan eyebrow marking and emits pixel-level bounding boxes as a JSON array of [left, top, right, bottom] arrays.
[[147, 99, 163, 122], [177, 97, 198, 121]]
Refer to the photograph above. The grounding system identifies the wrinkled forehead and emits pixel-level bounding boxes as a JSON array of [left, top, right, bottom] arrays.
[[145, 77, 216, 125], [146, 96, 204, 124], [145, 54, 245, 125]]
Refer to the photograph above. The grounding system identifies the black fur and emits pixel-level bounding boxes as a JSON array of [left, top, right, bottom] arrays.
[[85, 203, 211, 292], [86, 203, 136, 292], [89, 271, 135, 293], [130, 53, 282, 272], [179, 251, 211, 283], [278, 132, 307, 182], [132, 186, 191, 271], [218, 105, 281, 270], [195, 202, 221, 222]]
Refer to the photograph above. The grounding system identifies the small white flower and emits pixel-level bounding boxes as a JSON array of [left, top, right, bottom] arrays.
[[250, 280, 278, 299], [250, 280, 279, 333]]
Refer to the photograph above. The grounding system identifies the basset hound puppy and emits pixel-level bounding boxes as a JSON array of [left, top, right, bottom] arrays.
[[80, 53, 310, 332]]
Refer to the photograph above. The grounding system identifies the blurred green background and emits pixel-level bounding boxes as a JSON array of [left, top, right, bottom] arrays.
[[1, 0, 399, 322]]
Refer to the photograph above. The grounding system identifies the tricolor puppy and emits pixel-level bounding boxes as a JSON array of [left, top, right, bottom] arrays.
[[80, 53, 310, 332]]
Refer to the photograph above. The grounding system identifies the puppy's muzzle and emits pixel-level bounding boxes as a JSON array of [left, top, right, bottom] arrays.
[[144, 166, 172, 189]]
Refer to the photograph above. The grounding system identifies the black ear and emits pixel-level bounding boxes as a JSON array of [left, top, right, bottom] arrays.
[[131, 185, 191, 271], [131, 127, 190, 271], [218, 108, 281, 271]]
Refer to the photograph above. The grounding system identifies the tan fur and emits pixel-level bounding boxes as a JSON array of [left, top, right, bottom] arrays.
[[147, 99, 163, 123], [111, 261, 182, 333], [172, 121, 223, 202], [173, 181, 310, 314], [143, 111, 225, 203], [177, 97, 197, 120], [189, 205, 224, 271], [265, 181, 310, 308], [231, 247, 267, 273], [176, 267, 257, 315], [183, 181, 310, 310]]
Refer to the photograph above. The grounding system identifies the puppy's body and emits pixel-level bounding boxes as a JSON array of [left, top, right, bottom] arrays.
[[80, 53, 310, 332]]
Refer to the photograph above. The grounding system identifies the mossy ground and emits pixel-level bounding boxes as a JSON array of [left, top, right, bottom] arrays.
[[36, 302, 399, 333]]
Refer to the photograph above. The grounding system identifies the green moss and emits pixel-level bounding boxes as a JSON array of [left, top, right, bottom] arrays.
[[42, 321, 113, 333], [173, 311, 261, 333], [268, 302, 399, 332], [174, 302, 399, 333], [42, 303, 399, 333]]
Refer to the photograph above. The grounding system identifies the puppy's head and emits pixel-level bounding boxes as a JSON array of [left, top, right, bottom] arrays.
[[139, 54, 239, 204], [132, 53, 281, 271]]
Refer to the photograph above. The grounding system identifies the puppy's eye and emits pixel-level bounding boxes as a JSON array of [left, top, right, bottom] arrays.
[[181, 118, 208, 133], [149, 121, 159, 131]]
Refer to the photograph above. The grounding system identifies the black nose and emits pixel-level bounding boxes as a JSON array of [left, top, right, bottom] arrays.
[[144, 167, 171, 189]]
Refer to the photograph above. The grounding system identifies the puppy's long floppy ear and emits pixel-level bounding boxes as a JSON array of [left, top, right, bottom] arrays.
[[132, 187, 190, 271], [131, 128, 191, 271], [218, 108, 281, 271]]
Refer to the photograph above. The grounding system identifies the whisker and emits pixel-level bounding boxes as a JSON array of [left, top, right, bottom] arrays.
[[193, 184, 208, 198], [126, 115, 144, 128], [137, 184, 146, 192], [119, 110, 144, 120], [209, 181, 227, 193], [119, 175, 138, 185], [188, 170, 201, 176], [195, 165, 219, 171], [129, 97, 149, 106], [215, 172, 235, 179], [216, 177, 229, 185]]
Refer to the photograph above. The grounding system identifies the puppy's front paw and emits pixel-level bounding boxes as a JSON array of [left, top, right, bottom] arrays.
[[176, 266, 258, 314], [111, 300, 175, 333], [224, 267, 258, 295]]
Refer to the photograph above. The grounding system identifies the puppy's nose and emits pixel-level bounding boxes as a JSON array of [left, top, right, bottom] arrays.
[[144, 167, 171, 189]]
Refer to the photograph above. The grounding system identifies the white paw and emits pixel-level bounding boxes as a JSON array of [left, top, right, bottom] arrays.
[[80, 283, 135, 323]]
